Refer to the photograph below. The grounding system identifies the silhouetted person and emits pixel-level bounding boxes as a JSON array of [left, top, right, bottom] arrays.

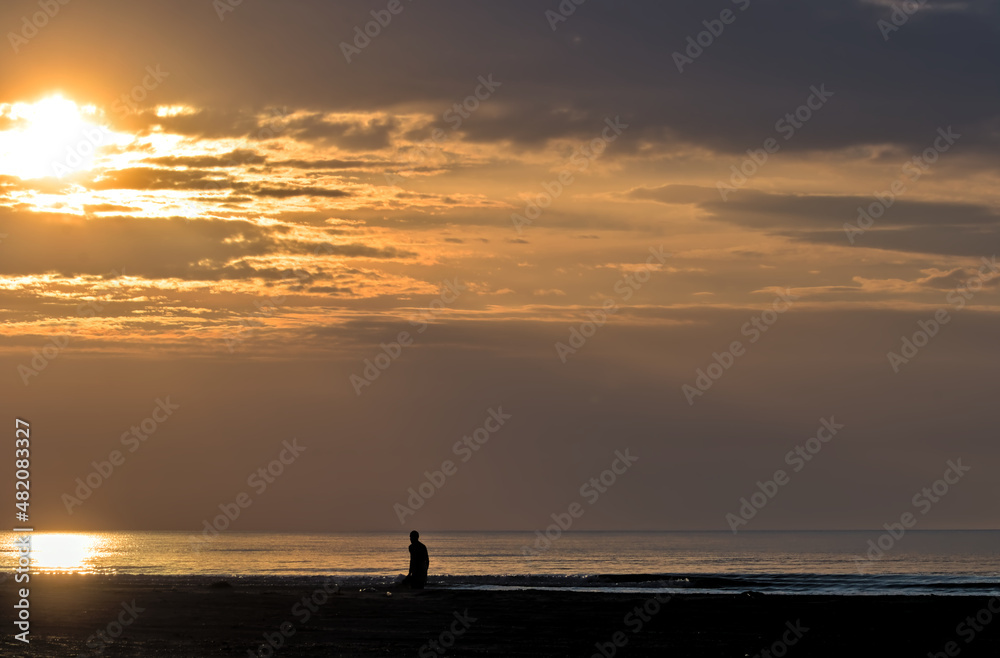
[[401, 530, 429, 589]]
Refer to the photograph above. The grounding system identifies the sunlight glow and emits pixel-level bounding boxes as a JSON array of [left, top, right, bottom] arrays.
[[27, 533, 102, 573], [0, 95, 109, 179], [154, 104, 197, 117]]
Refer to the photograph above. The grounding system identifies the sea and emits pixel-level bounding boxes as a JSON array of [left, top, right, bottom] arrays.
[[3, 530, 998, 597]]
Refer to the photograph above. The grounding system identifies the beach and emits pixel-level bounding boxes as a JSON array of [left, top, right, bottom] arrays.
[[3, 575, 1000, 657]]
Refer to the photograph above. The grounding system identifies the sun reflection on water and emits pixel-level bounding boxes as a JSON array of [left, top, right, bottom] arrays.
[[20, 533, 105, 574]]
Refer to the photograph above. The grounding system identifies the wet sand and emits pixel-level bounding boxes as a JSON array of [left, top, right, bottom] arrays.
[[3, 575, 1000, 656]]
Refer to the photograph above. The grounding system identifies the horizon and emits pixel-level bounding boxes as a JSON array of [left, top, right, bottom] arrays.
[[8, 528, 1000, 534]]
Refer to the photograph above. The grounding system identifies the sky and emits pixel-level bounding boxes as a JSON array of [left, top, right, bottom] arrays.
[[1, 0, 998, 533]]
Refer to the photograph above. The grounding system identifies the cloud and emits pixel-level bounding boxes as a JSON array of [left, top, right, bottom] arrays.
[[78, 167, 352, 199], [125, 109, 286, 141], [283, 241, 417, 259], [88, 167, 232, 191], [144, 149, 267, 168], [283, 115, 398, 150], [796, 225, 1000, 258], [0, 211, 414, 280], [915, 267, 1000, 290], [235, 185, 351, 199], [631, 184, 1000, 257], [273, 158, 373, 170], [3, 1, 995, 157], [308, 285, 352, 294]]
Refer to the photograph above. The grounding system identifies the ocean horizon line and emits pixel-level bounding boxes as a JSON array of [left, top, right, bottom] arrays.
[[21, 528, 1000, 534]]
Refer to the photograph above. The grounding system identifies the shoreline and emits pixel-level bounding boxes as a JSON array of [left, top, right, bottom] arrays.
[[3, 575, 1000, 656]]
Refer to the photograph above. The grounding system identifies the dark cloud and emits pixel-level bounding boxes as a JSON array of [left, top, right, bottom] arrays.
[[187, 262, 306, 281], [796, 225, 1000, 258], [0, 212, 276, 277], [234, 185, 351, 199], [632, 184, 1000, 257], [79, 168, 351, 198], [916, 267, 1000, 290], [144, 149, 267, 168], [634, 185, 1000, 227], [124, 109, 287, 141], [88, 167, 232, 191], [0, 211, 413, 279], [273, 158, 372, 170], [283, 241, 417, 259], [284, 115, 398, 150], [2, 1, 996, 156]]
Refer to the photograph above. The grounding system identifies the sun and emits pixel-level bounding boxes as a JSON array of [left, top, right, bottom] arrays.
[[0, 94, 109, 180], [18, 532, 102, 573]]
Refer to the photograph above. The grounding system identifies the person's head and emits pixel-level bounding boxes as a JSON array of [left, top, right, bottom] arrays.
[[409, 530, 419, 543]]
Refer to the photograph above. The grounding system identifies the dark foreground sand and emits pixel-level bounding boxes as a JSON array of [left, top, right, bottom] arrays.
[[3, 575, 1000, 657]]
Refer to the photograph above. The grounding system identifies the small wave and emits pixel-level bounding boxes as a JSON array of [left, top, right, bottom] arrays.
[[14, 571, 1000, 596]]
